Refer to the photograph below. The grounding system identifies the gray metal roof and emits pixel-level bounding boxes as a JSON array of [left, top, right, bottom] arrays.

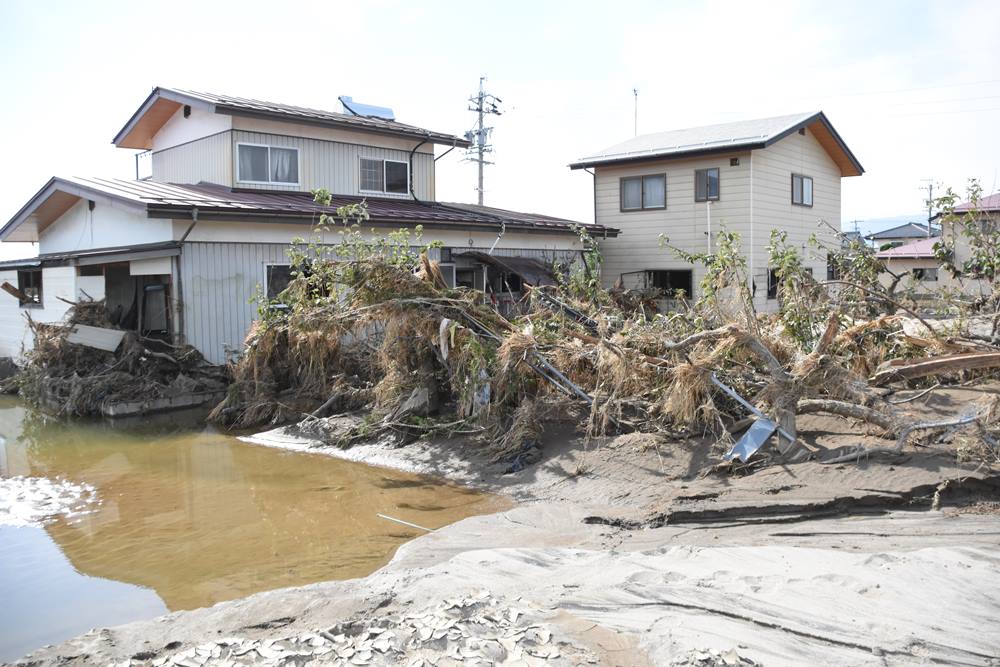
[[113, 87, 472, 149], [569, 111, 864, 176], [865, 222, 939, 240]]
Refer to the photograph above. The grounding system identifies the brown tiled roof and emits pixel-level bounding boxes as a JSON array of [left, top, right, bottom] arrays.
[[1, 177, 618, 241]]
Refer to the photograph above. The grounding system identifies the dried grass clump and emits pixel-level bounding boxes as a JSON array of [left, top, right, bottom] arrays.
[[661, 362, 716, 426]]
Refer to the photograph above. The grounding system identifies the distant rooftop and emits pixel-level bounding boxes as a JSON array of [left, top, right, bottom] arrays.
[[569, 111, 863, 177], [865, 222, 939, 240], [113, 87, 472, 150], [956, 192, 1000, 213], [876, 237, 937, 259]]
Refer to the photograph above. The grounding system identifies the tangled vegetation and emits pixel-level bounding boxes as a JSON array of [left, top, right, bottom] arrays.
[[203, 185, 1000, 469]]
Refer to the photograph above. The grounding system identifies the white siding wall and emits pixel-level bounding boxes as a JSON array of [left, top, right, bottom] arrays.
[[231, 130, 435, 199], [151, 132, 232, 185], [594, 152, 751, 295], [151, 106, 233, 152], [0, 266, 78, 361], [0, 269, 31, 359], [38, 199, 172, 255], [178, 227, 581, 364]]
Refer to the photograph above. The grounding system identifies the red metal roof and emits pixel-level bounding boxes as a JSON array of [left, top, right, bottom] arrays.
[[875, 237, 937, 259], [955, 192, 1000, 213], [1, 177, 619, 240]]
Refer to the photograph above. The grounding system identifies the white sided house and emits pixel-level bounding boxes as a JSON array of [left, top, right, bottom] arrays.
[[570, 112, 863, 310], [0, 87, 616, 364]]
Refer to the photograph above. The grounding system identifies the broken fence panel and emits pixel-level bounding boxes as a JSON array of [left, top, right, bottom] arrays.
[[66, 324, 127, 352]]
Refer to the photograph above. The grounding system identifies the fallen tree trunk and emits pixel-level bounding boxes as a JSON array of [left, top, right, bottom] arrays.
[[870, 352, 1000, 386], [796, 398, 898, 432]]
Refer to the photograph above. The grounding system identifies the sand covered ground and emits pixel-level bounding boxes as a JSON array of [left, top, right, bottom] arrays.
[[13, 385, 1000, 666]]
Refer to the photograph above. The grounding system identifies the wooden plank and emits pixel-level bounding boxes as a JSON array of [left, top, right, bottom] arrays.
[[870, 352, 1000, 386], [66, 324, 127, 352], [1, 281, 26, 302]]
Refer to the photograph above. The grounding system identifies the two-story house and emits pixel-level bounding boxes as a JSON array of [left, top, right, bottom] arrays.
[[0, 87, 616, 364], [570, 112, 863, 309]]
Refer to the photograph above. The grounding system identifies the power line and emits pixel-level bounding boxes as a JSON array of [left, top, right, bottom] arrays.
[[785, 77, 1000, 103]]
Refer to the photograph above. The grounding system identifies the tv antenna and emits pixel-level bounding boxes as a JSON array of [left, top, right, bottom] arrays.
[[465, 77, 503, 206], [633, 88, 638, 136]]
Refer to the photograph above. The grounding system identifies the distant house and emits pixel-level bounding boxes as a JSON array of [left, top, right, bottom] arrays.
[[865, 222, 938, 250], [570, 112, 863, 309], [0, 87, 617, 364], [878, 192, 1000, 297], [875, 238, 942, 290]]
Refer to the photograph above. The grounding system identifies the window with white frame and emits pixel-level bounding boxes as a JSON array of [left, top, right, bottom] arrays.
[[360, 158, 409, 195], [791, 173, 813, 207], [237, 144, 299, 185]]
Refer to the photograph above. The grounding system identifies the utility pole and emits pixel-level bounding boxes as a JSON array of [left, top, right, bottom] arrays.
[[633, 88, 638, 136], [465, 77, 502, 206], [921, 179, 935, 237]]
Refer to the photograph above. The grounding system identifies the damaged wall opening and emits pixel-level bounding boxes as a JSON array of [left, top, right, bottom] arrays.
[[102, 263, 172, 336], [648, 269, 692, 298], [17, 269, 42, 307]]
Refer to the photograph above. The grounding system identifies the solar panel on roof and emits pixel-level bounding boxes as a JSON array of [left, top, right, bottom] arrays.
[[339, 96, 395, 121]]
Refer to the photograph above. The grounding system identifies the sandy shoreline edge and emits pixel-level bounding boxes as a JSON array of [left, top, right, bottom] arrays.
[[13, 419, 1000, 666]]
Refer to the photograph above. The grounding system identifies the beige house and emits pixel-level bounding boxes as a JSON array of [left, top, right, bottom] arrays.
[[0, 87, 616, 364], [570, 112, 863, 310], [875, 238, 947, 294]]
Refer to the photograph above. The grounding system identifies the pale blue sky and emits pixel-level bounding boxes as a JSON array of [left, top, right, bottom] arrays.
[[1, 0, 998, 259]]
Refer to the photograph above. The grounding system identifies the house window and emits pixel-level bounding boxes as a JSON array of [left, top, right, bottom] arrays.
[[17, 269, 42, 307], [913, 267, 938, 282], [826, 253, 841, 281], [695, 168, 720, 202], [767, 269, 779, 300], [360, 158, 409, 195], [237, 144, 299, 185], [792, 174, 813, 207], [648, 269, 692, 298], [620, 174, 666, 211], [266, 265, 293, 299]]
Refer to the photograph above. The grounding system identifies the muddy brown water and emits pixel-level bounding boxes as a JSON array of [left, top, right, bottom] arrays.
[[0, 397, 505, 661]]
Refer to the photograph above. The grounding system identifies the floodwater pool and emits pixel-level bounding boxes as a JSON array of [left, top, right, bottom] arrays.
[[0, 398, 503, 660]]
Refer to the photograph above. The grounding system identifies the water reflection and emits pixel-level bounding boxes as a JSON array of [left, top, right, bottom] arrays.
[[0, 398, 502, 657]]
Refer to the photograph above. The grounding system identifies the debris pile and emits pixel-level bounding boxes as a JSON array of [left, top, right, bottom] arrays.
[[210, 200, 1000, 470], [139, 590, 596, 666], [12, 300, 227, 418]]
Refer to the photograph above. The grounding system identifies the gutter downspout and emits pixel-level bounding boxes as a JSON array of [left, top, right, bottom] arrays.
[[174, 207, 198, 345], [706, 200, 712, 254], [409, 137, 430, 204], [584, 168, 597, 227], [749, 152, 755, 302]]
